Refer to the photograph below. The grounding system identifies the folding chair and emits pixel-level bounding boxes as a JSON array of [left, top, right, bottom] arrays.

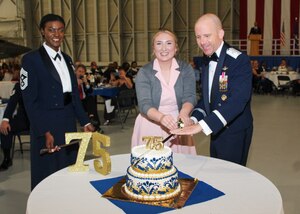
[[11, 130, 30, 160], [277, 75, 292, 97], [115, 89, 138, 128]]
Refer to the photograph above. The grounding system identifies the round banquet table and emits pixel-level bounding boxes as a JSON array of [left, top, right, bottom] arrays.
[[0, 81, 15, 99], [93, 86, 120, 97], [264, 71, 300, 88], [26, 154, 284, 214]]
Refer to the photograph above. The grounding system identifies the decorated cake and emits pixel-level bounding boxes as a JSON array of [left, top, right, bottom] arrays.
[[124, 137, 181, 201]]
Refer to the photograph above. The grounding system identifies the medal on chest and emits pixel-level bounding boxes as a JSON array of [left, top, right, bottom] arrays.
[[219, 66, 228, 92]]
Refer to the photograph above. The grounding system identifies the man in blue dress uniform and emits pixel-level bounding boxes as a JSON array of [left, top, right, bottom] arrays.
[[21, 14, 94, 189], [172, 13, 253, 166], [0, 82, 29, 171]]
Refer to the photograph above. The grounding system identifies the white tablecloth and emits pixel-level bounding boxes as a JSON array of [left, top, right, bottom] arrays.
[[26, 154, 284, 214], [0, 81, 15, 99], [264, 71, 300, 87]]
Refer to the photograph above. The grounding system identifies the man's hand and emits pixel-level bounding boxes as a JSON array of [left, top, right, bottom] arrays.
[[0, 120, 11, 135], [170, 124, 203, 135]]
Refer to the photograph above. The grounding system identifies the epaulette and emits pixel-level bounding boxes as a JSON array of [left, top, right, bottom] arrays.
[[226, 48, 241, 59]]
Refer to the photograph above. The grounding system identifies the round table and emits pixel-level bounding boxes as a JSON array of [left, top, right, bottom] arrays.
[[26, 154, 284, 214], [0, 81, 15, 99], [264, 71, 300, 87], [93, 86, 120, 97]]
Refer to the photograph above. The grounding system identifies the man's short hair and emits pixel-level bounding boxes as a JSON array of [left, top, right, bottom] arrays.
[[39, 14, 65, 29]]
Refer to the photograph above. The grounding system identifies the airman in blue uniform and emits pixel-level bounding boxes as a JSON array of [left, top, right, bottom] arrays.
[[21, 14, 94, 189], [172, 13, 253, 166]]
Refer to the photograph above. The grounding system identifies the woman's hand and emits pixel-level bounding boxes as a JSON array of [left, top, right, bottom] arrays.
[[177, 114, 189, 126], [159, 114, 178, 130], [45, 131, 59, 153], [178, 102, 194, 127], [84, 124, 95, 132]]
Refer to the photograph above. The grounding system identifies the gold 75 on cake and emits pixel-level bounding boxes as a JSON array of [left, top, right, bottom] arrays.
[[143, 136, 164, 150]]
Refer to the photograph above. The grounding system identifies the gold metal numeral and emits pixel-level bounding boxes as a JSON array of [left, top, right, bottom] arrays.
[[143, 136, 163, 150], [92, 132, 111, 175], [66, 132, 93, 172]]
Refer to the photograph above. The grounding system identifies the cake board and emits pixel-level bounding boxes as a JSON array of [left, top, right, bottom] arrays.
[[102, 176, 198, 209]]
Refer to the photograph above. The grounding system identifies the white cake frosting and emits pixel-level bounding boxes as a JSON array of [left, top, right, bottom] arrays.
[[124, 144, 181, 201], [130, 144, 173, 173]]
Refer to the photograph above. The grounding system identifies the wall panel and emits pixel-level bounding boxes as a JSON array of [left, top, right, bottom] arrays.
[[17, 0, 238, 66]]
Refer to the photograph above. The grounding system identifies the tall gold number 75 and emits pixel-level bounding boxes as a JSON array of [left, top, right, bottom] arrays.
[[65, 132, 111, 175]]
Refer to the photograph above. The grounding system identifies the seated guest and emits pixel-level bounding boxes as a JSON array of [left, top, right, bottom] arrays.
[[11, 64, 21, 82], [0, 80, 30, 171], [126, 61, 139, 78], [102, 63, 116, 84], [0, 66, 4, 81], [252, 60, 263, 90], [2, 63, 13, 81], [252, 60, 272, 93], [110, 67, 133, 89], [121, 61, 130, 72], [278, 59, 288, 72], [85, 70, 95, 86], [90, 61, 102, 75], [103, 67, 133, 125], [90, 61, 103, 86], [259, 61, 270, 72], [291, 79, 300, 95], [75, 64, 103, 133], [113, 61, 119, 70]]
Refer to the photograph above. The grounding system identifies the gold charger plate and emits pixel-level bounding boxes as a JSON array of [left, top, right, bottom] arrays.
[[102, 177, 198, 209]]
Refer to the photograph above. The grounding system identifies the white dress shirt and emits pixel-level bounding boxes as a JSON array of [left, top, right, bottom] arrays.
[[43, 43, 72, 93], [198, 42, 227, 135]]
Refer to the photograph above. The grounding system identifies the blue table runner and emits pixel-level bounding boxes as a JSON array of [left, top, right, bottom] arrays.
[[90, 171, 225, 213]]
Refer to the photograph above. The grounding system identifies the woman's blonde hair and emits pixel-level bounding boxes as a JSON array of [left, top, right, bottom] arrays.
[[152, 29, 179, 56]]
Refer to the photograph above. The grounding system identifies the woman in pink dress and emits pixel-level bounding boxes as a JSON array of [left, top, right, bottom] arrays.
[[131, 29, 197, 154]]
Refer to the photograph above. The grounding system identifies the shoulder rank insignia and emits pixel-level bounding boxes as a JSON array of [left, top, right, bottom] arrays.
[[226, 48, 241, 59]]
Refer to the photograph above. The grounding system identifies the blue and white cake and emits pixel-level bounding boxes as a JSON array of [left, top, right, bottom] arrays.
[[124, 144, 181, 201]]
